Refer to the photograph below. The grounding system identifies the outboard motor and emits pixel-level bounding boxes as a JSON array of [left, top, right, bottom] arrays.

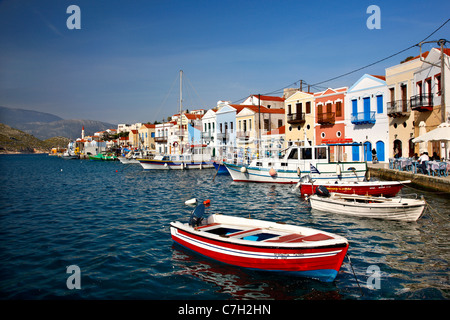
[[315, 185, 330, 197], [188, 200, 210, 228]]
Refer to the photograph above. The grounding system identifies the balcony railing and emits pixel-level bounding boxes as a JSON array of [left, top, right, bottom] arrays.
[[410, 94, 433, 111], [236, 131, 250, 139], [387, 100, 410, 117], [287, 112, 306, 124], [317, 112, 335, 125], [351, 111, 376, 125], [154, 136, 168, 143]]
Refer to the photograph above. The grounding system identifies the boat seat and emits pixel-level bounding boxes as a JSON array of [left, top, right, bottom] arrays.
[[266, 233, 333, 243], [195, 223, 220, 230], [226, 228, 262, 238]]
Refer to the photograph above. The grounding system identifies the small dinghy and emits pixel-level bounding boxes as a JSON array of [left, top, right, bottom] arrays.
[[170, 199, 349, 282], [309, 186, 426, 222]]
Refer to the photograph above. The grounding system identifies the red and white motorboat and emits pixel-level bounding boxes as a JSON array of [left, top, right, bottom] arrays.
[[170, 200, 349, 282], [298, 179, 410, 197]]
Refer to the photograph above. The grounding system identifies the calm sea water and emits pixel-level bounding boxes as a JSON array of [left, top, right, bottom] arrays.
[[0, 154, 448, 300]]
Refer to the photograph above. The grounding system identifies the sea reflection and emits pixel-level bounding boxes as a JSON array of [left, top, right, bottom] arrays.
[[171, 244, 342, 300]]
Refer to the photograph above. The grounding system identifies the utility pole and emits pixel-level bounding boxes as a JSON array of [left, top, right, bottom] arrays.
[[439, 39, 446, 123], [418, 39, 448, 123]]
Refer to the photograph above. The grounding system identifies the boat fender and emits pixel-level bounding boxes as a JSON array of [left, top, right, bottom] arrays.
[[164, 163, 168, 167], [269, 167, 277, 177], [240, 166, 247, 173], [315, 185, 330, 197], [297, 167, 301, 176], [336, 164, 342, 176], [185, 198, 198, 206]]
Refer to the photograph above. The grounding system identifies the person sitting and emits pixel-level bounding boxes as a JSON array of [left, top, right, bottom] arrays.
[[418, 152, 429, 175], [431, 152, 440, 161]]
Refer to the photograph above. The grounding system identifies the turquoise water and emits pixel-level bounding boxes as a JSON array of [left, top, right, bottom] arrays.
[[0, 154, 448, 300]]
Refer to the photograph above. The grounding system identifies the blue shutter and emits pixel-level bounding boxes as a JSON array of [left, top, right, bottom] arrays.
[[352, 145, 360, 161], [364, 141, 372, 161], [363, 97, 370, 121], [377, 95, 383, 113], [352, 99, 357, 115], [376, 141, 385, 162]]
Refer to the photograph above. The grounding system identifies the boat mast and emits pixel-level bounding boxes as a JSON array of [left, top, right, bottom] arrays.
[[179, 70, 183, 154]]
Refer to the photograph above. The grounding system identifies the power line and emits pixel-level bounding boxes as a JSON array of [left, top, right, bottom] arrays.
[[232, 18, 450, 102], [311, 18, 450, 87]]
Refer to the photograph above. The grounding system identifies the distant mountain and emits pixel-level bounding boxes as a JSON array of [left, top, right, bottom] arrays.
[[0, 106, 115, 140], [0, 106, 63, 127]]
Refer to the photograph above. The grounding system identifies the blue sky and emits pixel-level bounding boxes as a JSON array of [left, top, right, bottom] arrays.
[[0, 0, 449, 124]]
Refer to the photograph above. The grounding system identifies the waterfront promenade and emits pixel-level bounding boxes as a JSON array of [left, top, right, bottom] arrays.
[[368, 162, 450, 194]]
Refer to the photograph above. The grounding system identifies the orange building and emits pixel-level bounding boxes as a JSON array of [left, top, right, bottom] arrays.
[[314, 87, 348, 161]]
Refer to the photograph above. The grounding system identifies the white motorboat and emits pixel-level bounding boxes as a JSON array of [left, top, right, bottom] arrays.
[[224, 144, 367, 184], [309, 188, 426, 222]]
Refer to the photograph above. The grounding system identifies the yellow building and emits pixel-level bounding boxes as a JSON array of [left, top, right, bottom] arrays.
[[385, 56, 422, 158], [235, 105, 285, 153], [284, 90, 315, 148], [138, 123, 156, 152]]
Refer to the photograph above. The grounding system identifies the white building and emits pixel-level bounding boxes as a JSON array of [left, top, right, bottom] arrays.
[[345, 74, 389, 162]]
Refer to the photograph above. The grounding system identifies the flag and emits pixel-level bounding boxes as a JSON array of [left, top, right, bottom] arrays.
[[310, 164, 320, 174]]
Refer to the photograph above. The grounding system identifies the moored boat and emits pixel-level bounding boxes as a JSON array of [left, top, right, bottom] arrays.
[[224, 144, 367, 184], [298, 179, 410, 197], [170, 200, 349, 282], [309, 189, 426, 222], [139, 151, 214, 170], [212, 160, 230, 175]]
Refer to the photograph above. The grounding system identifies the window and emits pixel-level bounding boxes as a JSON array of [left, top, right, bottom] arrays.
[[238, 120, 241, 131], [264, 119, 269, 130], [243, 120, 247, 132], [249, 119, 252, 131], [230, 122, 233, 132], [287, 104, 292, 115], [306, 101, 311, 114], [315, 147, 327, 159], [336, 101, 342, 117], [296, 103, 302, 114], [321, 132, 326, 138], [336, 131, 341, 138], [220, 123, 223, 133], [317, 104, 323, 115], [288, 148, 298, 159], [435, 74, 442, 95], [278, 119, 283, 127], [300, 148, 312, 160], [326, 103, 332, 114]]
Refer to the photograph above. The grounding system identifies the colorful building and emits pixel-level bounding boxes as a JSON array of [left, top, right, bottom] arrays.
[[284, 90, 315, 147], [314, 87, 347, 161], [345, 74, 389, 162]]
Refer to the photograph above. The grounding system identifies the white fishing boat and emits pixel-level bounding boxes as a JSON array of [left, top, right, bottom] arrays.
[[224, 144, 367, 184], [309, 188, 426, 222], [139, 149, 214, 170], [170, 199, 349, 282], [119, 150, 150, 164]]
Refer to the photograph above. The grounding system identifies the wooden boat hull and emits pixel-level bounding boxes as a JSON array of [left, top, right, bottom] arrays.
[[170, 214, 348, 282], [300, 180, 409, 197], [309, 193, 426, 222]]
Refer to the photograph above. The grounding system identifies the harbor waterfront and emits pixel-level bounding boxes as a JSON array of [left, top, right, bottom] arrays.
[[0, 154, 449, 300]]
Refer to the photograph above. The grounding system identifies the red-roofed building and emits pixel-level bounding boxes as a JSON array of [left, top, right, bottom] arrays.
[[242, 94, 286, 109], [314, 87, 348, 161]]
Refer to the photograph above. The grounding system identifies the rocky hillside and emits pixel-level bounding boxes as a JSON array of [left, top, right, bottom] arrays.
[[0, 123, 69, 154]]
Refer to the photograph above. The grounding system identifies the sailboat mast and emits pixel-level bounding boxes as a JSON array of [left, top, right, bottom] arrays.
[[179, 70, 183, 153]]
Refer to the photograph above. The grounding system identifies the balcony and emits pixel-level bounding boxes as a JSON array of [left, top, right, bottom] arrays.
[[236, 131, 250, 140], [387, 100, 410, 117], [287, 112, 306, 125], [351, 111, 376, 125], [154, 136, 168, 143], [410, 94, 433, 112], [202, 132, 214, 141], [317, 112, 335, 125]]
